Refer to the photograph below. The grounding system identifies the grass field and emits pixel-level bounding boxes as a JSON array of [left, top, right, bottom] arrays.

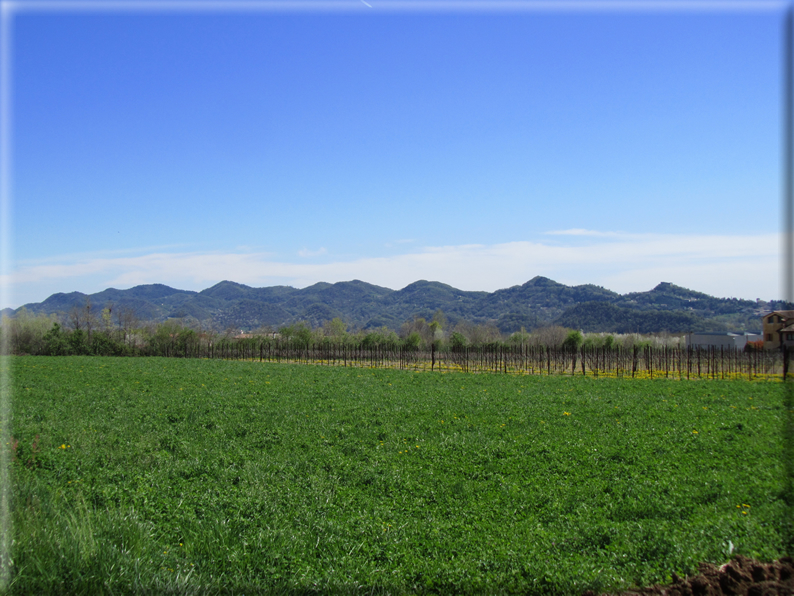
[[5, 356, 789, 595]]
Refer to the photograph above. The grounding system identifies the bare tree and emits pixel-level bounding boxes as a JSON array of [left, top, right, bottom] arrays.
[[468, 323, 502, 346], [115, 305, 139, 347], [82, 298, 95, 340], [67, 304, 83, 331], [452, 320, 502, 346], [530, 325, 569, 348], [66, 298, 98, 337], [5, 308, 56, 354]]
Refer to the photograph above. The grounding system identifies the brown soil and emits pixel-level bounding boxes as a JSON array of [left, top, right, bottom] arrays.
[[583, 556, 794, 596]]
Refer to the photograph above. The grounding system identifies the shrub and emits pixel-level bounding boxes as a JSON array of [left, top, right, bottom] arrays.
[[68, 329, 89, 355]]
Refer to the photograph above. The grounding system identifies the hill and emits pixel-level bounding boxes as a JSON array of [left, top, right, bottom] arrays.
[[12, 277, 772, 334]]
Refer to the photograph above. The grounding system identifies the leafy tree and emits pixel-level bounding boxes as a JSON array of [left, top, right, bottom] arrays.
[[278, 324, 295, 342], [431, 309, 447, 331], [101, 304, 114, 336], [90, 332, 125, 356], [403, 331, 422, 351], [450, 331, 468, 350], [147, 320, 185, 356], [428, 321, 444, 346], [68, 329, 89, 355], [42, 323, 70, 356], [174, 327, 198, 356], [562, 330, 583, 351], [278, 323, 312, 346], [361, 327, 399, 349], [279, 322, 313, 348], [401, 317, 427, 342], [507, 327, 531, 348], [323, 317, 347, 340]]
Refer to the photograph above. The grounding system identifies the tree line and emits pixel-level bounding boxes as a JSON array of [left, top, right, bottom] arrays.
[[0, 300, 691, 357], [2, 301, 785, 379]]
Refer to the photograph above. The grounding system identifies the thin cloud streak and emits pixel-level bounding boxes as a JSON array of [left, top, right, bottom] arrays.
[[297, 247, 328, 258], [545, 228, 624, 237], [2, 231, 780, 307]]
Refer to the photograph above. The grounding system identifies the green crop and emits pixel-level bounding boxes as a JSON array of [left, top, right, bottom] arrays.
[[5, 356, 788, 595]]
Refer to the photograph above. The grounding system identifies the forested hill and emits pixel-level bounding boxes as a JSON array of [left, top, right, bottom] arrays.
[[10, 277, 776, 334]]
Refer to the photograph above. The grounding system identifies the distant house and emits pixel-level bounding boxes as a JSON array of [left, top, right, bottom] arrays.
[[233, 331, 280, 340], [762, 310, 794, 350], [685, 332, 762, 350]]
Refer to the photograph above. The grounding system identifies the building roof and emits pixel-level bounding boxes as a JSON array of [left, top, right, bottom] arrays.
[[688, 332, 740, 337], [688, 332, 761, 337], [766, 310, 794, 319]]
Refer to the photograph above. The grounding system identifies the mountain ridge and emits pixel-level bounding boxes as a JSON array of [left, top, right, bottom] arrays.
[[8, 277, 776, 334]]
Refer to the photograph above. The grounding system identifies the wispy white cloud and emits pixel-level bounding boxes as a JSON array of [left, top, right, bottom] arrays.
[[384, 238, 416, 248], [13, 244, 192, 266], [297, 247, 328, 258], [2, 231, 781, 308], [544, 228, 624, 237]]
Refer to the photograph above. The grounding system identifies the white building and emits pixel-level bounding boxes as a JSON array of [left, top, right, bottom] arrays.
[[685, 332, 762, 350]]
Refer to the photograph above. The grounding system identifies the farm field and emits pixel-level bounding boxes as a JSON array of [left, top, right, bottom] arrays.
[[5, 356, 790, 595]]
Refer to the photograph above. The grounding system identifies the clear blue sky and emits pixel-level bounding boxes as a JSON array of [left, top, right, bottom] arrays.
[[3, 1, 786, 307]]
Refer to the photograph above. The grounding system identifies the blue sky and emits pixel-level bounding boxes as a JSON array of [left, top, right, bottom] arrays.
[[1, 1, 786, 308]]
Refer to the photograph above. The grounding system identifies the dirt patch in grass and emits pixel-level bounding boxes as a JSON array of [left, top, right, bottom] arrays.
[[584, 555, 794, 596]]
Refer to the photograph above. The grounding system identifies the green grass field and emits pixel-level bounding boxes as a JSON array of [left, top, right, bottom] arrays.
[[5, 356, 789, 595]]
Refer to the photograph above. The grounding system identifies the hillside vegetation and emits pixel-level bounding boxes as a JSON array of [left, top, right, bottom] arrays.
[[5, 277, 776, 334]]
